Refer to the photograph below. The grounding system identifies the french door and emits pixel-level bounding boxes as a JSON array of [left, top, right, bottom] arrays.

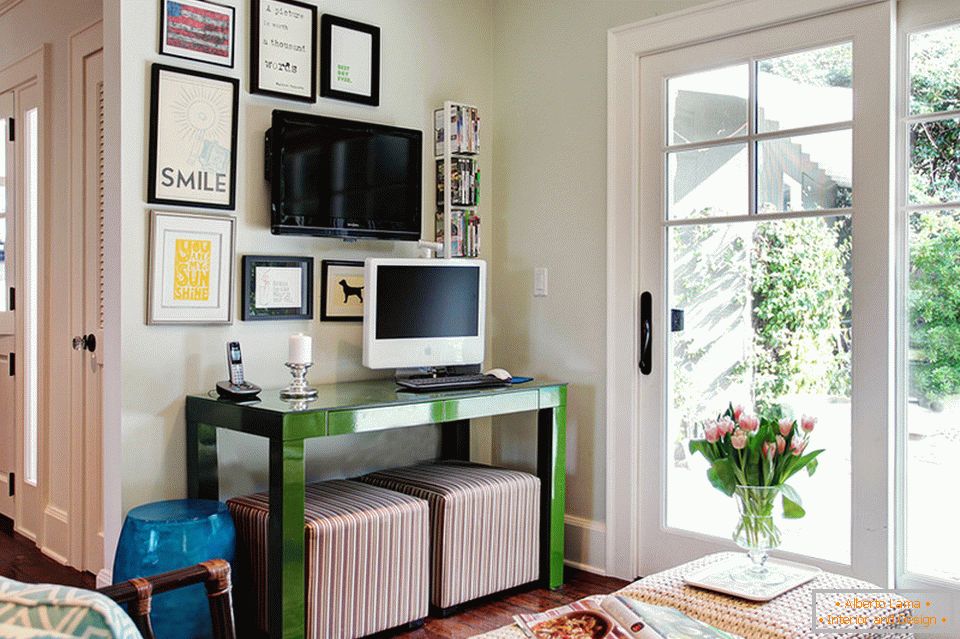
[[637, 4, 893, 583]]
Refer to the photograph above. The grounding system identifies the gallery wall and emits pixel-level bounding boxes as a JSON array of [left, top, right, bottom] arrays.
[[115, 0, 496, 534]]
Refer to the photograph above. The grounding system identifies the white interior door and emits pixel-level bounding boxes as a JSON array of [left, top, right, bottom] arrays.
[[637, 3, 893, 584], [14, 80, 43, 541], [79, 48, 105, 573], [0, 89, 15, 520]]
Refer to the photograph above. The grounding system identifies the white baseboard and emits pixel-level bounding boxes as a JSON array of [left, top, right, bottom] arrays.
[[563, 514, 606, 575], [96, 569, 112, 588]]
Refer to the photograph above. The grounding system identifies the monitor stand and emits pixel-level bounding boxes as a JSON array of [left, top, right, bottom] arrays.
[[395, 363, 482, 380]]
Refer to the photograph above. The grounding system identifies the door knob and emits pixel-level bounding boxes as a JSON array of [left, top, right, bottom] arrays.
[[72, 334, 97, 353]]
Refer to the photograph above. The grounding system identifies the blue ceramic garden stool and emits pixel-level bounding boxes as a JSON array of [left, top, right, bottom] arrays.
[[113, 499, 236, 639]]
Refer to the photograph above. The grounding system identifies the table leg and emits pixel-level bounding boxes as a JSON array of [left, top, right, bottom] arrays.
[[268, 438, 306, 639], [440, 419, 470, 461], [186, 420, 219, 500], [537, 405, 566, 590]]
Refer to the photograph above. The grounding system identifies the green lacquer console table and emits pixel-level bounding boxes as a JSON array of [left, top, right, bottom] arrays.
[[185, 379, 567, 639]]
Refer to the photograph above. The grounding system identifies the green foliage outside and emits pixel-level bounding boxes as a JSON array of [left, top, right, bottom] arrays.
[[752, 219, 851, 403]]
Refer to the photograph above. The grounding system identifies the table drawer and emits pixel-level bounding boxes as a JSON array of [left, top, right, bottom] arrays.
[[327, 402, 445, 435], [443, 391, 539, 421]]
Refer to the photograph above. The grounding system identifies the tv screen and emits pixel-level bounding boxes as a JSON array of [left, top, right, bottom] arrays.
[[268, 111, 422, 240]]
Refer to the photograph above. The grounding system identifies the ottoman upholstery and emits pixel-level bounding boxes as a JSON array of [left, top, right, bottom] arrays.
[[358, 461, 539, 609], [227, 480, 429, 639]]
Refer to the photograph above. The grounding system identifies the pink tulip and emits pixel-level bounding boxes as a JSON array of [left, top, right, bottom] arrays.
[[733, 405, 745, 421], [776, 435, 786, 454], [791, 438, 807, 456], [801, 415, 817, 433], [762, 441, 775, 460], [738, 414, 759, 432], [705, 425, 719, 443], [779, 418, 794, 437], [718, 417, 735, 435], [731, 428, 748, 450]]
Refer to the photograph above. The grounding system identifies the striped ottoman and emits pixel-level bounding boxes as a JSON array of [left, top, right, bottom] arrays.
[[357, 461, 540, 612], [227, 480, 429, 639]]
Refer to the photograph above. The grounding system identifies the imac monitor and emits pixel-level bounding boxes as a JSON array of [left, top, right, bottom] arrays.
[[363, 258, 486, 370]]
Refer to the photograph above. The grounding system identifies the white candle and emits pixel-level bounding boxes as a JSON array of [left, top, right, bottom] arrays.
[[288, 333, 312, 365]]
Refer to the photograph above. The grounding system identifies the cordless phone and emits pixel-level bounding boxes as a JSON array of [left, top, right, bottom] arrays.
[[216, 341, 261, 400]]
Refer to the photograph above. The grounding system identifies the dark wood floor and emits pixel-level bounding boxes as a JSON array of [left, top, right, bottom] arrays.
[[0, 527, 628, 638], [0, 527, 96, 588]]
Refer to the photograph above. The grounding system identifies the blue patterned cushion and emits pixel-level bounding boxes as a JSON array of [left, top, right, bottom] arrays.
[[0, 577, 142, 639]]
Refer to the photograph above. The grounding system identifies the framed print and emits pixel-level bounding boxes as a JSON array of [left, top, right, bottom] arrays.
[[160, 0, 236, 68], [320, 260, 364, 321], [251, 0, 317, 102], [320, 14, 381, 106], [147, 64, 239, 209], [242, 255, 313, 321], [148, 211, 236, 324]]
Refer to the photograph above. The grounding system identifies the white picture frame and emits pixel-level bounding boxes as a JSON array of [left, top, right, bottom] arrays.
[[148, 210, 236, 325]]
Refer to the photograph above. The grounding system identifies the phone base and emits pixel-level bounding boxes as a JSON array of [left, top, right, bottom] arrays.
[[216, 380, 262, 400]]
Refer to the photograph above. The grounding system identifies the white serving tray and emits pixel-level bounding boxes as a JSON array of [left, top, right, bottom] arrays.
[[683, 555, 822, 602]]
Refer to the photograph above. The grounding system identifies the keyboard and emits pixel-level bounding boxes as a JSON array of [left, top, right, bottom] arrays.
[[396, 374, 511, 392]]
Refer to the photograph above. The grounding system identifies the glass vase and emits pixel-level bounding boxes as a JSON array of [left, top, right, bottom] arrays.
[[731, 485, 785, 585]]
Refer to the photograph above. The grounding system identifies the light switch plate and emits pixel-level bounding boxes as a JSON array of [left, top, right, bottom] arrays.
[[534, 267, 548, 297]]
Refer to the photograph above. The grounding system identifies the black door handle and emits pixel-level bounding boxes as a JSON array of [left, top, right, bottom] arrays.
[[639, 292, 652, 375]]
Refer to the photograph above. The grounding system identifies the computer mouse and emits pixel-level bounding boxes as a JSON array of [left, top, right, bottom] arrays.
[[485, 368, 513, 381]]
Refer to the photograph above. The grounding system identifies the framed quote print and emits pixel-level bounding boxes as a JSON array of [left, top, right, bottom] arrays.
[[147, 64, 239, 209], [251, 0, 317, 102], [242, 255, 314, 321], [159, 0, 236, 68], [148, 211, 236, 325], [320, 14, 381, 106], [320, 260, 364, 321]]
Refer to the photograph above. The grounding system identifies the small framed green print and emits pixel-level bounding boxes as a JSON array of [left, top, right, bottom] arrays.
[[320, 14, 380, 106], [242, 255, 313, 321]]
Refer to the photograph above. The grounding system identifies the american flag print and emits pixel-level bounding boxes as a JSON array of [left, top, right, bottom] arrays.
[[165, 1, 232, 61]]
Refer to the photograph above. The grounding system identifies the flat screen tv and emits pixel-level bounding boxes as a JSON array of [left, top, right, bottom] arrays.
[[266, 110, 422, 240]]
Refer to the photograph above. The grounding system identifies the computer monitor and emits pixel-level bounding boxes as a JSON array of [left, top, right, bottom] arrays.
[[362, 258, 486, 370]]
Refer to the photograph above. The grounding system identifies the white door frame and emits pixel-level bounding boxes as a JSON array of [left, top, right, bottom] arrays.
[[605, 0, 895, 583], [68, 19, 104, 574]]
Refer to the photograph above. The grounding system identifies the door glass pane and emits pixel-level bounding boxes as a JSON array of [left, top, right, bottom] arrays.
[[906, 210, 960, 581], [757, 43, 852, 132], [909, 24, 960, 115], [667, 143, 748, 219], [0, 117, 6, 311], [909, 118, 960, 205], [24, 107, 38, 487], [668, 65, 748, 145], [667, 215, 852, 563], [757, 130, 852, 212]]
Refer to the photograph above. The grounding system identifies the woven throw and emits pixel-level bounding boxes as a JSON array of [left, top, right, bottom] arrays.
[[471, 553, 916, 639]]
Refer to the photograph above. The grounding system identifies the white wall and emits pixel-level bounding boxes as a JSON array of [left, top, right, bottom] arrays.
[[117, 0, 495, 514], [490, 0, 710, 573], [0, 0, 103, 564]]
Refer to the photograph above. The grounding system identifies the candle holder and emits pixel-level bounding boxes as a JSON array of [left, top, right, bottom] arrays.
[[280, 362, 318, 400]]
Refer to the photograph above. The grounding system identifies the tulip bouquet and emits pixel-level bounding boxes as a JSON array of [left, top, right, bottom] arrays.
[[689, 403, 824, 517], [689, 404, 824, 575]]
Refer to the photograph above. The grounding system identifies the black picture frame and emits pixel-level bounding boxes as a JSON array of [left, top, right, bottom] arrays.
[[320, 260, 364, 322], [242, 255, 314, 321], [320, 14, 381, 106], [147, 64, 239, 210], [159, 0, 236, 68], [250, 0, 318, 102]]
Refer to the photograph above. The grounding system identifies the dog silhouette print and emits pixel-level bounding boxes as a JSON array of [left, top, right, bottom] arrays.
[[339, 279, 364, 303]]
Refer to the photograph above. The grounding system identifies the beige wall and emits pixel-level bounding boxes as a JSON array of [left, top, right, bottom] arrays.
[[490, 0, 709, 572], [117, 0, 495, 512], [0, 0, 102, 564]]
